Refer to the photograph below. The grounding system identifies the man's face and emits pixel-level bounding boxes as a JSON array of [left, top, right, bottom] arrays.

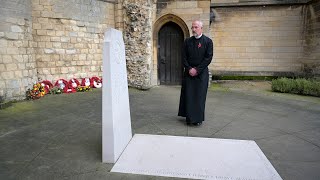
[[191, 21, 203, 37]]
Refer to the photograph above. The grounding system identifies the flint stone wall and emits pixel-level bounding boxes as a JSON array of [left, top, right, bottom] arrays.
[[123, 0, 153, 89]]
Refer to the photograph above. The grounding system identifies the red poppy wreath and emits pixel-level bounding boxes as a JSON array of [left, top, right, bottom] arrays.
[[54, 79, 73, 93], [81, 77, 92, 87], [69, 78, 80, 89], [40, 80, 53, 94], [90, 76, 102, 88]]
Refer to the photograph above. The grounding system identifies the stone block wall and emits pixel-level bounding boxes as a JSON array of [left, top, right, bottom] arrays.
[[156, 0, 211, 36], [302, 0, 320, 76], [115, 0, 125, 31], [0, 0, 37, 100], [0, 0, 115, 101], [32, 0, 115, 82], [210, 5, 304, 76]]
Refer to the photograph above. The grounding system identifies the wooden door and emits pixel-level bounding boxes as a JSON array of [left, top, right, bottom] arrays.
[[158, 22, 184, 85]]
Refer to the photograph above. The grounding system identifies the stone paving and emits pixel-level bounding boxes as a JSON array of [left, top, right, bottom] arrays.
[[0, 82, 320, 180]]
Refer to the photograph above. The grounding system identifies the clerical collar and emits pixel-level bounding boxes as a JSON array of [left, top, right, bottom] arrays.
[[194, 34, 203, 39]]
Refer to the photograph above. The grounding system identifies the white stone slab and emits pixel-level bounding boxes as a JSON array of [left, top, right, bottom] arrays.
[[112, 134, 282, 180], [102, 28, 132, 163]]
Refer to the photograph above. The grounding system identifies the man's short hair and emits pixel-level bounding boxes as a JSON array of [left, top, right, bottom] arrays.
[[193, 20, 203, 28]]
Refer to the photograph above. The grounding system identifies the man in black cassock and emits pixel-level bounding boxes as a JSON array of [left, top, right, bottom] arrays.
[[178, 20, 213, 126]]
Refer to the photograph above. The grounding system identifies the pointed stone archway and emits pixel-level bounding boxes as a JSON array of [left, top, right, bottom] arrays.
[[158, 22, 184, 85], [152, 14, 190, 85]]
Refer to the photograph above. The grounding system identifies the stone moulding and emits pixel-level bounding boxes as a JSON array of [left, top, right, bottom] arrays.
[[153, 13, 190, 40]]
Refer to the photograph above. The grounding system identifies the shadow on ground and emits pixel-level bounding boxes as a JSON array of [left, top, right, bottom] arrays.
[[0, 81, 320, 180]]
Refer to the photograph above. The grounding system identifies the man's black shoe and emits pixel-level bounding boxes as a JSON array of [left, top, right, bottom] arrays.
[[192, 122, 202, 126]]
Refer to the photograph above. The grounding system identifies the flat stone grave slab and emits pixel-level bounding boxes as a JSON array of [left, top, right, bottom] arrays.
[[111, 134, 282, 180]]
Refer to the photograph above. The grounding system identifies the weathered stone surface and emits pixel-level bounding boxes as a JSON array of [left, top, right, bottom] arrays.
[[123, 0, 153, 89], [1, 72, 14, 80], [44, 48, 54, 54], [6, 64, 18, 71], [5, 32, 19, 40], [301, 0, 320, 76], [66, 49, 76, 54], [0, 64, 5, 72], [0, 0, 36, 101], [211, 5, 305, 75], [11, 25, 23, 33]]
